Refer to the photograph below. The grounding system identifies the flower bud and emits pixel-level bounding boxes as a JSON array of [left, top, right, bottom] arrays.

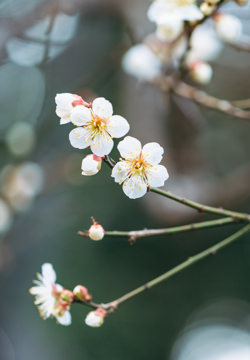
[[234, 0, 247, 6], [81, 155, 102, 176], [73, 285, 92, 302], [88, 223, 105, 241], [189, 61, 213, 84], [85, 308, 107, 328], [200, 2, 216, 16], [214, 13, 242, 42], [60, 289, 74, 304]]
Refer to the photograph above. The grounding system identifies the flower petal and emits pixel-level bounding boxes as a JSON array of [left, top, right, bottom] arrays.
[[146, 165, 169, 187], [55, 93, 75, 109], [142, 142, 164, 165], [122, 175, 147, 199], [92, 97, 113, 118], [69, 127, 92, 149], [90, 133, 114, 156], [117, 136, 141, 160], [111, 161, 130, 183], [70, 106, 92, 126], [56, 311, 72, 326], [175, 5, 203, 21], [106, 115, 130, 138], [42, 263, 56, 285]]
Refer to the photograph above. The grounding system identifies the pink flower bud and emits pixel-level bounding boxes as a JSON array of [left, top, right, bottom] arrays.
[[72, 95, 89, 107], [60, 289, 74, 305], [189, 61, 213, 84], [88, 222, 105, 241], [73, 285, 92, 302]]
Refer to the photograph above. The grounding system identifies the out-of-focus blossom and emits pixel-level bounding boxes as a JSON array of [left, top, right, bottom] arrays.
[[81, 154, 102, 176], [29, 263, 72, 326], [55, 93, 85, 125], [0, 199, 13, 234], [112, 136, 169, 199], [73, 285, 92, 302], [69, 97, 130, 157], [122, 44, 162, 81], [88, 222, 105, 241], [148, 0, 203, 23], [6, 121, 35, 156], [155, 19, 184, 42], [85, 308, 107, 327], [2, 162, 44, 212], [214, 13, 242, 42], [186, 25, 222, 64], [189, 61, 213, 84]]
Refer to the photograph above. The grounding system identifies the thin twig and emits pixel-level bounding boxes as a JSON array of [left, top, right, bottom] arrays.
[[151, 188, 250, 222], [78, 217, 238, 244]]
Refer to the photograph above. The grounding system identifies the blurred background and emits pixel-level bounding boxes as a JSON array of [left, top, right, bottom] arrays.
[[0, 0, 250, 359]]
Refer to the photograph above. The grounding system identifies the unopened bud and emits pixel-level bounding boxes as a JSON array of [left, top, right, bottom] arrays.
[[89, 222, 105, 241], [189, 61, 213, 84], [200, 2, 216, 16], [60, 289, 74, 304], [85, 308, 107, 328], [214, 13, 242, 42], [81, 154, 102, 176], [73, 285, 92, 302]]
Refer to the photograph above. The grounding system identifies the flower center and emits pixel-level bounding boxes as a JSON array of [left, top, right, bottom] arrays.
[[130, 154, 150, 175]]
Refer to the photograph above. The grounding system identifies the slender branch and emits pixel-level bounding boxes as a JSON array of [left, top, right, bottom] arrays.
[[112, 224, 250, 306], [231, 98, 250, 109], [151, 188, 250, 222], [78, 217, 238, 244], [154, 77, 250, 119]]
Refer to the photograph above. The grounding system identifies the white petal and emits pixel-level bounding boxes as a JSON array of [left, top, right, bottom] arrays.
[[111, 161, 130, 183], [60, 117, 71, 125], [146, 165, 169, 187], [174, 5, 203, 21], [117, 136, 141, 160], [142, 142, 164, 165], [55, 93, 75, 109], [90, 133, 114, 156], [56, 311, 72, 326], [69, 127, 92, 149], [70, 106, 92, 126], [106, 115, 130, 138], [122, 175, 147, 199], [92, 97, 113, 118], [42, 263, 56, 285]]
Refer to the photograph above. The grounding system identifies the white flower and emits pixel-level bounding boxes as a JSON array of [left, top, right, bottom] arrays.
[[81, 154, 102, 176], [147, 0, 203, 23], [29, 263, 72, 326], [55, 93, 85, 125], [112, 136, 169, 199], [69, 97, 130, 157], [214, 14, 242, 43], [155, 18, 184, 42], [85, 309, 106, 327], [122, 44, 162, 81], [186, 25, 222, 64], [89, 223, 105, 241], [189, 61, 213, 84]]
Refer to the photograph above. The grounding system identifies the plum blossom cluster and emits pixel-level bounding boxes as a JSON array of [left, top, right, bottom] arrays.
[[55, 93, 169, 199], [122, 0, 246, 85], [30, 263, 106, 327]]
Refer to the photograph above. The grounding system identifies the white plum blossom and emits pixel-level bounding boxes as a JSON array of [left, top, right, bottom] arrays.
[[214, 13, 242, 42], [29, 263, 72, 326], [155, 18, 184, 42], [122, 44, 162, 81], [55, 93, 85, 125], [112, 136, 169, 199], [147, 0, 203, 23], [81, 154, 102, 176], [189, 61, 213, 84], [69, 97, 130, 157], [186, 25, 222, 65], [89, 223, 105, 241], [85, 309, 106, 327]]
